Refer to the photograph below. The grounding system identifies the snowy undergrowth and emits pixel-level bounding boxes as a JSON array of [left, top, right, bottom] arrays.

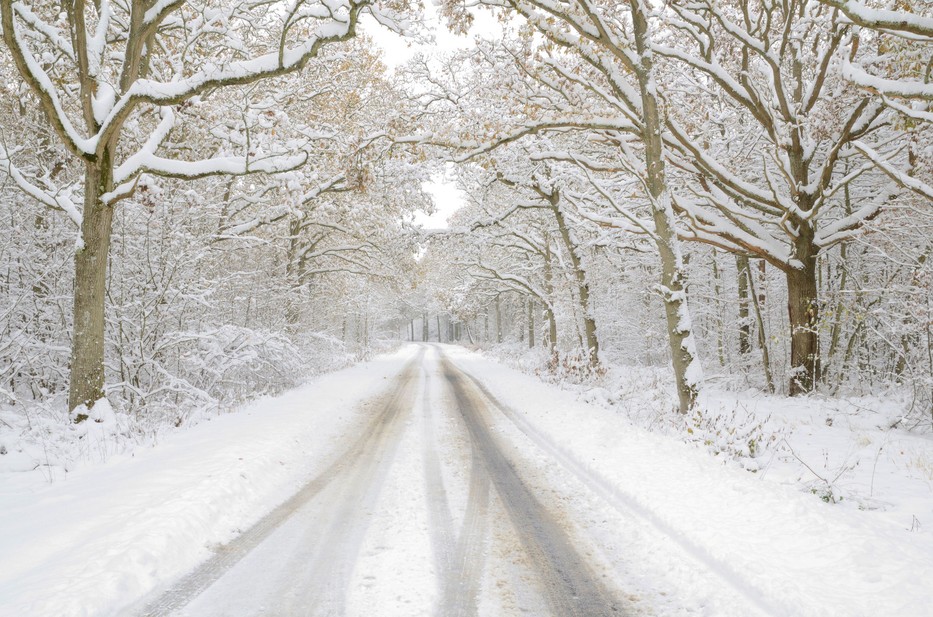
[[476, 344, 933, 533], [0, 332, 366, 483]]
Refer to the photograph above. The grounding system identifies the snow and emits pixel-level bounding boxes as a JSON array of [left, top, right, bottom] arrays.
[[11, 3, 76, 62], [446, 346, 933, 617], [850, 140, 933, 201], [0, 145, 83, 227], [843, 60, 933, 100], [831, 0, 933, 37], [0, 346, 419, 617], [92, 83, 116, 127], [2, 344, 931, 616]]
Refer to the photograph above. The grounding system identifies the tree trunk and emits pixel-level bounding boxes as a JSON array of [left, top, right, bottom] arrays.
[[548, 190, 598, 364], [422, 313, 428, 342], [630, 0, 701, 413], [826, 181, 853, 383], [711, 252, 725, 367], [543, 241, 558, 355], [736, 254, 752, 355], [787, 226, 821, 395], [436, 315, 442, 343], [285, 219, 302, 333], [68, 161, 115, 417], [528, 299, 535, 348], [495, 296, 503, 344], [747, 260, 776, 393]]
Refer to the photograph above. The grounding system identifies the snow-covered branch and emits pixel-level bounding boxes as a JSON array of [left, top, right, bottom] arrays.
[[851, 140, 933, 200], [0, 144, 82, 226]]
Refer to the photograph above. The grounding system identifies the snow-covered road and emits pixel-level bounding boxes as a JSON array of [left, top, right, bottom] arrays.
[[2, 344, 931, 617], [133, 346, 626, 616]]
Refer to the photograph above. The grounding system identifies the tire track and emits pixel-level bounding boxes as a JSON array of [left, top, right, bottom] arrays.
[[132, 350, 424, 617], [445, 352, 782, 617], [440, 441, 491, 617], [422, 360, 457, 581], [440, 356, 623, 617], [423, 348, 491, 617], [288, 356, 417, 617]]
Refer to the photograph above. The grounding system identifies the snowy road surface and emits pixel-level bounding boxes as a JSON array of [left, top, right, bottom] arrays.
[[133, 347, 625, 616], [3, 344, 932, 616]]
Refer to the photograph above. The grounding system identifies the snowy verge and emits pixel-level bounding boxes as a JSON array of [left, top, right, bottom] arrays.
[[445, 346, 933, 617], [0, 328, 363, 481], [475, 343, 933, 531], [0, 346, 418, 617]]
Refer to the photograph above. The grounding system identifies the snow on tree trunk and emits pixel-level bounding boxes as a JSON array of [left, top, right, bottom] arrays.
[[286, 218, 303, 333], [631, 0, 701, 413], [549, 189, 598, 365], [528, 299, 535, 349], [737, 255, 752, 356]]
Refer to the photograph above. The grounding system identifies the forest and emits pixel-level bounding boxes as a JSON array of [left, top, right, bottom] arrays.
[[1, 1, 933, 615], [0, 0, 930, 469]]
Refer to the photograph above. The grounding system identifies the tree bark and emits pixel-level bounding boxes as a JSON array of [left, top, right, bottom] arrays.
[[630, 0, 701, 412], [285, 219, 302, 333], [826, 181, 853, 383], [747, 260, 775, 393], [495, 295, 503, 343], [787, 224, 821, 395], [736, 254, 752, 355], [528, 299, 535, 348], [68, 161, 114, 416], [543, 242, 558, 355], [710, 252, 725, 367]]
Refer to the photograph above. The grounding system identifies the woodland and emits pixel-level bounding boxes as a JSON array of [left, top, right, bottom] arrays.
[[0, 0, 931, 462]]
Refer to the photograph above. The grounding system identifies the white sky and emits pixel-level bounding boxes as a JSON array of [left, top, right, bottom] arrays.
[[360, 4, 501, 228], [418, 165, 468, 229], [361, 2, 502, 69]]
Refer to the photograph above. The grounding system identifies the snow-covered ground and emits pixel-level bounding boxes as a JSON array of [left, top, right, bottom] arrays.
[[1, 344, 931, 616], [448, 346, 933, 616], [0, 348, 416, 617], [495, 343, 933, 534]]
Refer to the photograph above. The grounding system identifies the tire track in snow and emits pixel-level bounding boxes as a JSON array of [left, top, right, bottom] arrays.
[[133, 350, 424, 617], [441, 355, 623, 617], [291, 353, 417, 617], [440, 440, 491, 617], [423, 346, 491, 617], [422, 358, 457, 582], [445, 351, 783, 617]]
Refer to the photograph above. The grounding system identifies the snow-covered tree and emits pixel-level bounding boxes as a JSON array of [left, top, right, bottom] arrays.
[[415, 12, 703, 411], [0, 0, 417, 416]]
